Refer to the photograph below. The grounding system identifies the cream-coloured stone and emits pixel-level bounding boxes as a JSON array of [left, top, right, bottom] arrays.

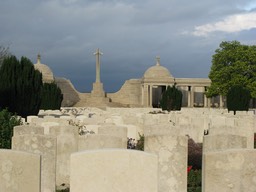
[[70, 149, 158, 192], [82, 116, 105, 125], [209, 125, 254, 148], [145, 135, 188, 192], [203, 149, 256, 192], [203, 134, 247, 153], [78, 134, 124, 150], [41, 122, 60, 134], [13, 125, 44, 136], [144, 123, 180, 136], [26, 115, 39, 123], [12, 134, 57, 192], [98, 125, 128, 148], [124, 124, 138, 139], [48, 125, 78, 187], [0, 149, 41, 192]]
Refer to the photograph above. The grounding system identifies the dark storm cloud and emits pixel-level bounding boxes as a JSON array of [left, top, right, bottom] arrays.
[[0, 0, 255, 92]]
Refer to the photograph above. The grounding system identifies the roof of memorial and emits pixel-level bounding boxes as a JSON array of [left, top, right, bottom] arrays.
[[34, 54, 54, 83], [143, 57, 173, 80]]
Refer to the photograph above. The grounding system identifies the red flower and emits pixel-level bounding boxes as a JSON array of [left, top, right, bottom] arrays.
[[187, 166, 193, 173]]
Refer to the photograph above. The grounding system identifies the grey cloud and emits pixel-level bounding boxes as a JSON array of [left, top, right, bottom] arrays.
[[0, 0, 255, 92]]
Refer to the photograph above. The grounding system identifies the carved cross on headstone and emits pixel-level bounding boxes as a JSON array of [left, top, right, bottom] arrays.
[[94, 48, 103, 83]]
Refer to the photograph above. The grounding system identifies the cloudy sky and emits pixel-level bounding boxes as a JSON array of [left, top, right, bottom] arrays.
[[1, 0, 256, 92]]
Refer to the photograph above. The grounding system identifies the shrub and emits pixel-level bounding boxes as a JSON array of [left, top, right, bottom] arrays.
[[135, 133, 144, 151], [160, 85, 182, 111], [0, 109, 22, 149], [227, 85, 251, 114], [187, 169, 202, 192]]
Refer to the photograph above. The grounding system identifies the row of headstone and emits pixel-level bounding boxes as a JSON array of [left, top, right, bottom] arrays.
[[1, 107, 255, 192], [2, 123, 189, 192], [29, 108, 255, 146]]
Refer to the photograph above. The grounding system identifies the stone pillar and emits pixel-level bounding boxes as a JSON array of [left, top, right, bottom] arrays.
[[141, 85, 144, 106], [149, 85, 153, 107], [204, 94, 208, 107], [94, 48, 102, 83], [143, 84, 149, 107], [189, 86, 194, 107], [145, 135, 188, 192], [187, 86, 191, 107], [219, 95, 223, 108]]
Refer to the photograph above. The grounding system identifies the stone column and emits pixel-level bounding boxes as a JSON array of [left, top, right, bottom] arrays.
[[149, 85, 153, 107], [143, 84, 149, 107], [219, 95, 223, 108], [190, 86, 194, 107], [204, 94, 208, 108], [94, 48, 102, 83], [141, 85, 144, 106], [187, 86, 191, 107]]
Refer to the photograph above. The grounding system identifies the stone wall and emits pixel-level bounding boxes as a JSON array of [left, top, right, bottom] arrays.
[[55, 77, 80, 107], [107, 79, 142, 107]]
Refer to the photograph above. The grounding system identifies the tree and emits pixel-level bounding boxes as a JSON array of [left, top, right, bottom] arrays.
[[40, 82, 63, 110], [227, 85, 251, 114], [0, 56, 43, 117], [0, 109, 22, 149], [0, 46, 10, 66], [160, 85, 182, 111], [206, 41, 256, 98]]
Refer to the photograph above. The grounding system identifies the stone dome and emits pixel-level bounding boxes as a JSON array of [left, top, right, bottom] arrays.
[[34, 54, 54, 83], [143, 57, 173, 81]]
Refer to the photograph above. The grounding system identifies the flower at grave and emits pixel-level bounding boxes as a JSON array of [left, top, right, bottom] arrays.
[[187, 165, 192, 173]]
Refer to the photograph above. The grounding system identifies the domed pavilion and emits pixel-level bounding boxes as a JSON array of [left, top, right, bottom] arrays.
[[34, 54, 54, 83]]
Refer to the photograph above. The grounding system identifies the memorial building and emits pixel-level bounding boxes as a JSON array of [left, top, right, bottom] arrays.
[[34, 49, 225, 108]]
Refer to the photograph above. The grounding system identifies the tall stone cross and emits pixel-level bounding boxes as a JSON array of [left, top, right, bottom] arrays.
[[156, 56, 160, 66], [37, 53, 41, 64], [94, 48, 103, 83]]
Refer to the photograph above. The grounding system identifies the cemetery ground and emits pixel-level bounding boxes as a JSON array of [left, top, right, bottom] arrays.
[[0, 107, 256, 192]]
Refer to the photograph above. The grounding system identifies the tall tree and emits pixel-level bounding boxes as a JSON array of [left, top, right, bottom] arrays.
[[206, 41, 256, 98], [40, 82, 63, 110], [0, 46, 10, 66], [0, 56, 43, 117]]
